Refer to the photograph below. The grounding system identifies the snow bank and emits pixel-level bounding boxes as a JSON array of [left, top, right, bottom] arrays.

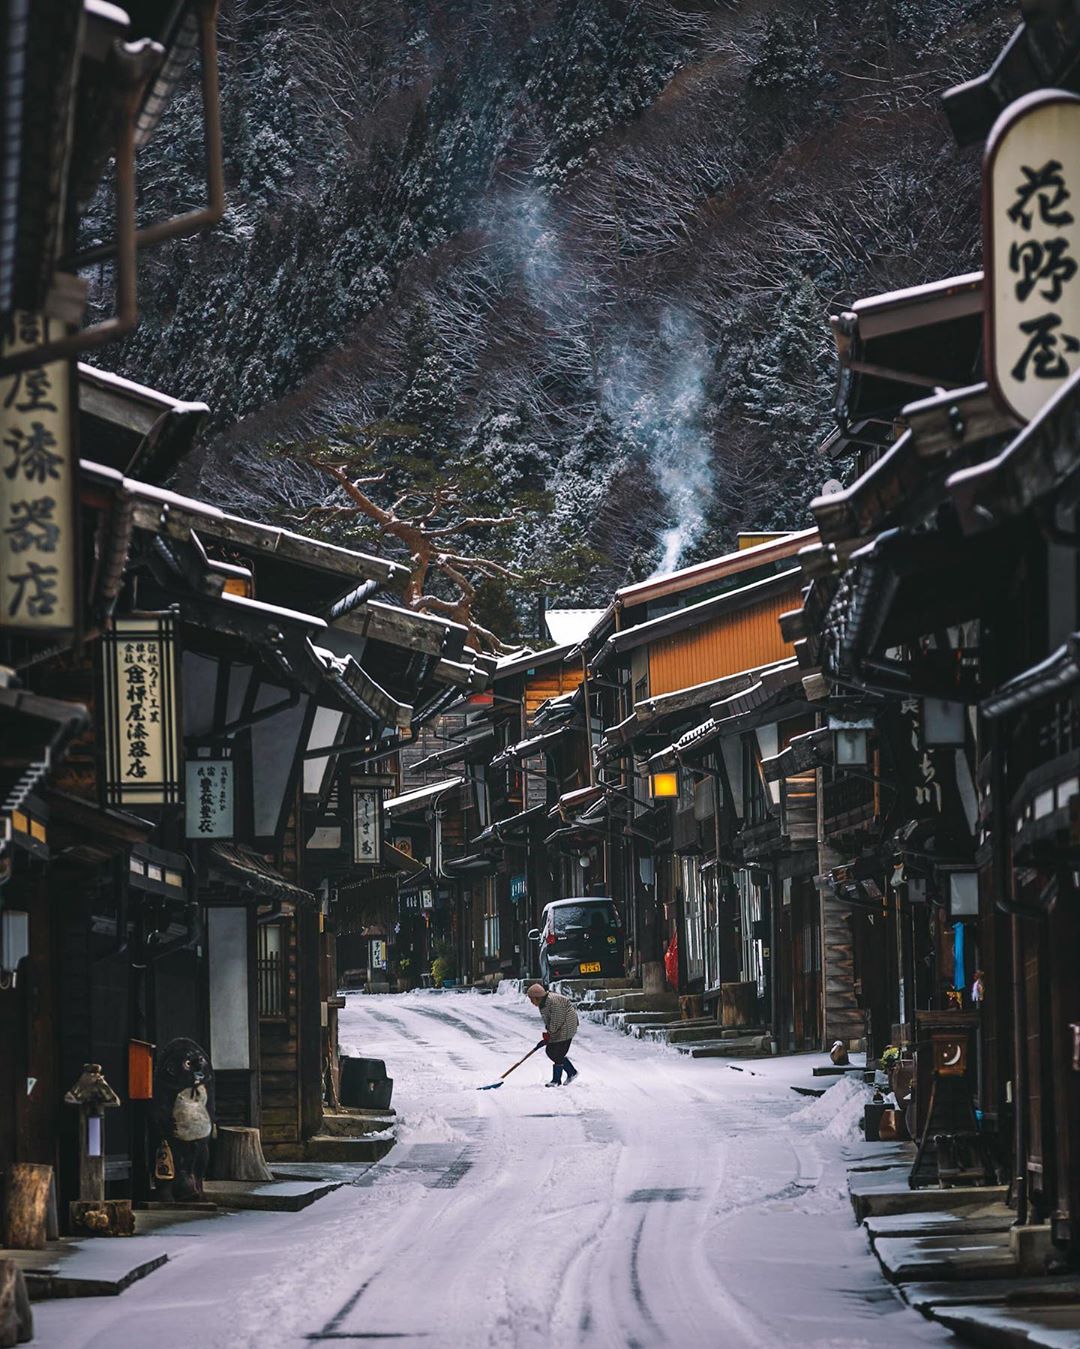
[[790, 1075, 873, 1144], [393, 1108, 466, 1145]]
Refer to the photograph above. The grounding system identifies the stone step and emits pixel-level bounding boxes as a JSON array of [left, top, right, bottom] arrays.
[[872, 1231, 1018, 1284], [320, 1110, 396, 1138], [614, 1011, 682, 1027], [604, 992, 678, 1013], [550, 978, 638, 996], [11, 1237, 170, 1301], [202, 1178, 342, 1213], [302, 1134, 395, 1163], [930, 1302, 1080, 1347], [849, 1176, 1008, 1223], [901, 1273, 1080, 1314], [675, 1038, 773, 1059], [864, 1205, 1013, 1241], [646, 1024, 726, 1044]]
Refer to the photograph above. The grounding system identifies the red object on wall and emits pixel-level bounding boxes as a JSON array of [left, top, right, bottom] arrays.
[[664, 932, 679, 991]]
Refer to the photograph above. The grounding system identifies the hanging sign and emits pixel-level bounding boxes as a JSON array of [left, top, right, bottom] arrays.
[[351, 784, 382, 865], [510, 873, 527, 902], [0, 313, 77, 635], [185, 757, 234, 838], [101, 615, 182, 805], [985, 90, 1080, 423]]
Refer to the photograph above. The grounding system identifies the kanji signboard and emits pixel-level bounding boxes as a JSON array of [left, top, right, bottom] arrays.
[[185, 757, 234, 838], [351, 784, 382, 865], [0, 313, 77, 634], [985, 90, 1080, 423], [101, 615, 182, 805]]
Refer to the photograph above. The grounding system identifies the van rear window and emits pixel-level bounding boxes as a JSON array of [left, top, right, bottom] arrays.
[[553, 904, 618, 933]]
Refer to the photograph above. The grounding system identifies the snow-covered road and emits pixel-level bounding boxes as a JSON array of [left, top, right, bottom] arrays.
[[35, 987, 955, 1349]]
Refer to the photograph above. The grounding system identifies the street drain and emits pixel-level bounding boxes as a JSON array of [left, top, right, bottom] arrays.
[[626, 1187, 704, 1203]]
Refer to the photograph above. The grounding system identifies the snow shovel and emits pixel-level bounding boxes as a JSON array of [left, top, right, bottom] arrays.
[[478, 1040, 545, 1090]]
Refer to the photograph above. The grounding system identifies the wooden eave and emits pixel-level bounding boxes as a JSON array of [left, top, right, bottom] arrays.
[[78, 362, 209, 438], [336, 599, 469, 662], [79, 459, 408, 588], [942, 8, 1080, 147], [614, 531, 816, 612], [948, 363, 1080, 536]]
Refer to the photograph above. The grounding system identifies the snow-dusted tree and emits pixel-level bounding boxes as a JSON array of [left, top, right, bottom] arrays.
[[298, 429, 533, 653]]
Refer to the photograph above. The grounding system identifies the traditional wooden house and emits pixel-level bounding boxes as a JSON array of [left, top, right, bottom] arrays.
[[1, 0, 228, 1231], [576, 536, 812, 1035]]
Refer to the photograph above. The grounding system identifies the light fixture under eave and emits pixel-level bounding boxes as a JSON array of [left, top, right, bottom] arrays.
[[947, 870, 979, 918], [829, 717, 872, 767], [649, 771, 679, 799]]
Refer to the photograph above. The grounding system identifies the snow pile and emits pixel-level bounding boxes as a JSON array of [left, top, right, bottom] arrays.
[[790, 1076, 873, 1144], [393, 1108, 465, 1145]]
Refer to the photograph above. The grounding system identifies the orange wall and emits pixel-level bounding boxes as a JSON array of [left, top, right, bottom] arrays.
[[647, 589, 798, 697], [525, 666, 584, 722]]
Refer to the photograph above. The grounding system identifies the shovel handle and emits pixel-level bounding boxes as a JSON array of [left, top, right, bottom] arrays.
[[501, 1040, 546, 1080]]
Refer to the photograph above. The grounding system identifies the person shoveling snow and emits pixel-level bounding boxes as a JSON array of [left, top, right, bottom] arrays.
[[527, 983, 579, 1086]]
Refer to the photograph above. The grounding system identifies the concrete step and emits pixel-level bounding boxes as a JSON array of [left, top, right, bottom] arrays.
[[550, 978, 638, 996], [302, 1134, 395, 1163], [675, 1038, 773, 1059], [604, 992, 677, 1013], [930, 1302, 1080, 1348], [11, 1237, 171, 1301], [902, 1273, 1080, 1314], [865, 1204, 1013, 1241], [614, 1011, 682, 1027], [872, 1230, 1018, 1284], [320, 1109, 396, 1138], [202, 1177, 342, 1212], [849, 1175, 1008, 1223], [644, 1023, 726, 1044]]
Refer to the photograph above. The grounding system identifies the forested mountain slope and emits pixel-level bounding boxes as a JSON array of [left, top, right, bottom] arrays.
[[87, 0, 1014, 633]]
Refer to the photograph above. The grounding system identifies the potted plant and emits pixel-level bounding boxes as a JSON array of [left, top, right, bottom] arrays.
[[396, 957, 412, 994], [431, 945, 458, 988]]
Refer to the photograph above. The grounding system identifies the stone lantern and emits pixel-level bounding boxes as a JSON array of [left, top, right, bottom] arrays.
[[64, 1064, 133, 1236]]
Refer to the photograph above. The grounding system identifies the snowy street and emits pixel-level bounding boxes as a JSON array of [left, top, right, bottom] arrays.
[[33, 987, 954, 1349]]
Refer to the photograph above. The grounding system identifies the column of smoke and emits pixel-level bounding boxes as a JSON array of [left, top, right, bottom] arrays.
[[509, 190, 713, 577]]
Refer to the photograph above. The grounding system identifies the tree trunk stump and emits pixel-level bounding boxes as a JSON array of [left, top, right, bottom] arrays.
[[0, 1259, 33, 1347], [3, 1164, 52, 1251], [209, 1127, 272, 1182]]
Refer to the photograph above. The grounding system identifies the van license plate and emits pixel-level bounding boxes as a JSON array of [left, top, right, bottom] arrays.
[[579, 961, 601, 974]]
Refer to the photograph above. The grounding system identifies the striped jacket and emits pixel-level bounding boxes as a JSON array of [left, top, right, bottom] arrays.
[[539, 991, 579, 1043]]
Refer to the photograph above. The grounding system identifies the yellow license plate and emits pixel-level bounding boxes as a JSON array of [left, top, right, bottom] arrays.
[[579, 961, 601, 974]]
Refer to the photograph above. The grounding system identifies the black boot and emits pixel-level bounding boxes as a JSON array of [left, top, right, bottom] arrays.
[[562, 1060, 578, 1084]]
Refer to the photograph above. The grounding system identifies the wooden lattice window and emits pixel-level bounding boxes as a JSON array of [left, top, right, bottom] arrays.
[[257, 922, 286, 1019]]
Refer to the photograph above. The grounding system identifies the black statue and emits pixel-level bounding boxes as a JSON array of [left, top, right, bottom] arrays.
[[150, 1038, 215, 1201]]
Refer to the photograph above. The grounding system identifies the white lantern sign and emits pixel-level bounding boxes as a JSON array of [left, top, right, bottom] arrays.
[[102, 615, 182, 805], [985, 89, 1080, 423]]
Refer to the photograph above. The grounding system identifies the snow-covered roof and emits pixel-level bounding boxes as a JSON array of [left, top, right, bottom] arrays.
[[544, 609, 605, 646], [615, 530, 816, 611], [79, 362, 210, 433], [383, 777, 465, 816]]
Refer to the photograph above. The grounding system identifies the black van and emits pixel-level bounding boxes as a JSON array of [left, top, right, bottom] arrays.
[[530, 897, 623, 983]]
